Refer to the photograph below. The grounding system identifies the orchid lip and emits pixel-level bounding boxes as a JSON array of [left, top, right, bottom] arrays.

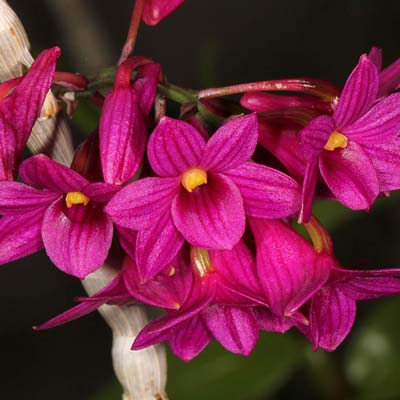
[[324, 130, 348, 151], [181, 168, 208, 192], [65, 192, 90, 208]]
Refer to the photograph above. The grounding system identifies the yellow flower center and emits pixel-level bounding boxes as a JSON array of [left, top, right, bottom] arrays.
[[190, 247, 214, 278], [181, 168, 208, 192], [324, 130, 348, 151], [65, 192, 90, 208]]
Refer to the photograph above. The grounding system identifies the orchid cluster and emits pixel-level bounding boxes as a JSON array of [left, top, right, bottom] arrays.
[[2, 0, 400, 366]]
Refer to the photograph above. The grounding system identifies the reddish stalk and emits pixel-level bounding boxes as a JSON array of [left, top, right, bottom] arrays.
[[198, 78, 341, 102], [118, 0, 145, 64], [54, 71, 88, 90]]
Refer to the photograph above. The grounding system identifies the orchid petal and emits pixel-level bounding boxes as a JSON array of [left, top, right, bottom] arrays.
[[203, 305, 258, 356], [378, 58, 400, 98], [200, 114, 258, 172], [335, 267, 400, 300], [122, 256, 182, 309], [363, 139, 400, 192], [342, 93, 400, 144], [169, 316, 212, 361], [105, 177, 179, 230], [0, 208, 44, 264], [0, 48, 60, 180], [42, 199, 113, 278], [132, 63, 161, 116], [172, 173, 245, 249], [20, 154, 88, 192], [100, 88, 146, 185], [148, 117, 206, 177], [135, 212, 185, 281], [319, 141, 379, 210], [301, 115, 335, 161], [116, 226, 137, 260], [81, 182, 120, 203], [225, 161, 301, 219], [250, 218, 331, 316], [333, 55, 379, 129], [210, 241, 264, 306], [368, 47, 382, 71], [255, 308, 295, 333], [0, 181, 58, 215], [142, 0, 185, 26], [310, 285, 356, 351], [299, 158, 318, 223]]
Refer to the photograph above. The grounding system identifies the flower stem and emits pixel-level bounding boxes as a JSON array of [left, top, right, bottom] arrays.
[[198, 78, 340, 101], [118, 0, 145, 64]]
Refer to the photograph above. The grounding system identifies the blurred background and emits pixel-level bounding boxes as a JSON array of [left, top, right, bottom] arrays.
[[2, 0, 400, 398]]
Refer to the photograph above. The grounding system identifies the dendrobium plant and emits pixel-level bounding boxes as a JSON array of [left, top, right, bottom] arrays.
[[2, 0, 400, 398]]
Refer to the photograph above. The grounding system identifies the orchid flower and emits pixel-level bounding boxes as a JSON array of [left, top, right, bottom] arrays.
[[0, 154, 118, 278], [299, 54, 400, 222], [105, 114, 302, 280]]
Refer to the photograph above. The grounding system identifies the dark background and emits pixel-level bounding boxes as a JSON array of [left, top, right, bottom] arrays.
[[2, 1, 400, 399]]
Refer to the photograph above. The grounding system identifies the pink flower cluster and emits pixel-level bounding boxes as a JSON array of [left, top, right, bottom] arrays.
[[1, 3, 400, 361]]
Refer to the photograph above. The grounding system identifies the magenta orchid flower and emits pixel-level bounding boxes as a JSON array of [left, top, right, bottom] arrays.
[[0, 47, 60, 181], [142, 0, 184, 25], [105, 114, 301, 280], [132, 243, 264, 361], [299, 54, 400, 222], [99, 57, 161, 185], [0, 154, 118, 278]]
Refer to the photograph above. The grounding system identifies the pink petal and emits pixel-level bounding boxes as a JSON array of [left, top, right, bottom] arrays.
[[132, 63, 161, 116], [82, 182, 120, 203], [334, 267, 400, 300], [169, 316, 212, 361], [333, 55, 379, 129], [200, 114, 258, 172], [20, 154, 89, 193], [142, 0, 185, 25], [298, 158, 318, 223], [0, 47, 60, 180], [105, 177, 179, 230], [147, 117, 206, 177], [210, 241, 264, 306], [135, 212, 184, 281], [378, 58, 400, 98], [225, 161, 301, 219], [0, 208, 44, 264], [137, 277, 215, 335], [172, 173, 245, 249], [132, 328, 171, 350], [203, 306, 258, 356], [368, 47, 382, 71], [34, 274, 129, 330], [362, 139, 400, 192], [116, 226, 137, 260], [0, 181, 59, 215], [319, 141, 379, 210], [255, 308, 295, 333], [342, 93, 400, 144], [122, 256, 182, 309], [310, 285, 356, 351], [250, 218, 331, 316], [99, 87, 146, 185], [301, 115, 335, 161], [42, 199, 113, 278]]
